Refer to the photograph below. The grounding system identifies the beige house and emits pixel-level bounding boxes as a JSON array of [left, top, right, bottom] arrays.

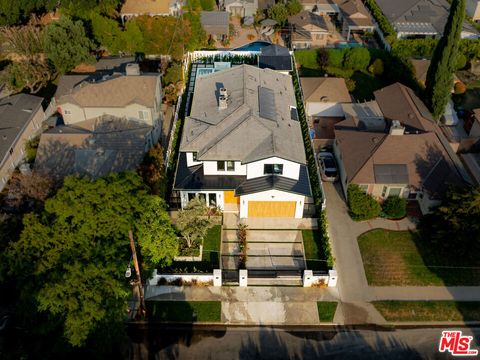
[[334, 83, 467, 214], [288, 11, 332, 49], [121, 0, 181, 23], [335, 0, 374, 41], [0, 94, 45, 190]]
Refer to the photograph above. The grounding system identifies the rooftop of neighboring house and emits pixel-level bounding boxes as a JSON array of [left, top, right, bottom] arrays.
[[121, 0, 173, 15], [200, 11, 230, 36], [410, 58, 430, 84], [258, 0, 275, 10], [35, 116, 152, 179], [0, 94, 43, 165], [375, 0, 478, 36], [288, 10, 329, 32], [335, 0, 373, 27], [56, 71, 159, 108], [258, 45, 293, 71], [180, 64, 306, 165], [300, 77, 351, 104]]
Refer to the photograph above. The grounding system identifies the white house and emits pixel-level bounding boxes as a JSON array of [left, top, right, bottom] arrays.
[[300, 77, 351, 117], [174, 65, 311, 219]]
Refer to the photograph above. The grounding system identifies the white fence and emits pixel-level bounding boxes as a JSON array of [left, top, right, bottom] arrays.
[[148, 269, 215, 286]]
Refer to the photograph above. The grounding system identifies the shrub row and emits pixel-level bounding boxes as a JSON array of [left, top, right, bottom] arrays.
[[362, 0, 397, 43]]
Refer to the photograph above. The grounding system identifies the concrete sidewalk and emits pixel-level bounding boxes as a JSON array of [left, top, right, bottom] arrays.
[[369, 286, 480, 301]]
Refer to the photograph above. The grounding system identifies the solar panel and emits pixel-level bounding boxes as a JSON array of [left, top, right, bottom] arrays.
[[374, 164, 409, 184], [258, 86, 276, 121]]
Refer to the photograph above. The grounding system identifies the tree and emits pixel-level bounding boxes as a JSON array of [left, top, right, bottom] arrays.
[[267, 3, 289, 26], [91, 13, 124, 54], [176, 197, 214, 248], [7, 171, 55, 212], [343, 47, 370, 71], [425, 0, 466, 120], [5, 172, 176, 346], [138, 143, 166, 196], [136, 197, 178, 269], [317, 48, 329, 69], [286, 0, 302, 15], [327, 48, 346, 68], [44, 16, 94, 74], [0, 60, 51, 93], [368, 58, 384, 76]]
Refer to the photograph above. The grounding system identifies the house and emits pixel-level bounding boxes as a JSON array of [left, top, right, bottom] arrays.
[[120, 0, 181, 23], [35, 116, 153, 179], [174, 65, 311, 219], [300, 77, 351, 117], [201, 11, 230, 40], [335, 0, 375, 41], [223, 0, 258, 17], [55, 63, 162, 142], [288, 11, 332, 49], [302, 0, 340, 15], [467, 0, 480, 21], [258, 45, 292, 74], [410, 59, 430, 87], [375, 0, 479, 39], [0, 94, 44, 190], [334, 82, 466, 214]]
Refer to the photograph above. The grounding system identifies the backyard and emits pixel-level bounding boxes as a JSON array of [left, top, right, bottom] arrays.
[[358, 229, 480, 286], [373, 301, 480, 322], [147, 301, 222, 322], [302, 230, 330, 272]]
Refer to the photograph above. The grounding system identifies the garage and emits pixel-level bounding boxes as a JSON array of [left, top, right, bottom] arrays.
[[248, 201, 296, 218]]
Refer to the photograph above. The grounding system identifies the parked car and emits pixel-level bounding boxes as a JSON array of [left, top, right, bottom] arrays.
[[318, 152, 338, 182]]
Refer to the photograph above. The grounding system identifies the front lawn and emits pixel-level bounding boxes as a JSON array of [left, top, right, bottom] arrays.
[[147, 301, 222, 322], [317, 302, 337, 322], [358, 229, 480, 286], [373, 301, 480, 322], [302, 230, 329, 271]]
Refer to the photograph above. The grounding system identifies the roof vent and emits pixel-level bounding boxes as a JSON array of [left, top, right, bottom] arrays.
[[219, 88, 228, 110], [390, 119, 405, 136], [320, 96, 329, 102], [126, 63, 141, 76]]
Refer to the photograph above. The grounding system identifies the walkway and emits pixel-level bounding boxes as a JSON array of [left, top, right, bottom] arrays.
[[223, 212, 318, 230]]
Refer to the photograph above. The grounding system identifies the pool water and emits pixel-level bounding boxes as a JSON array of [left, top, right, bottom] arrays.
[[233, 41, 272, 52]]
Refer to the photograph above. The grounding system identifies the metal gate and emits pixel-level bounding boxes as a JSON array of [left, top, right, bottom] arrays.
[[222, 270, 239, 285]]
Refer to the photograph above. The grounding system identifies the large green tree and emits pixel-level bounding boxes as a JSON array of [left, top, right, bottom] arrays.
[[5, 172, 178, 346], [43, 16, 94, 74], [267, 3, 289, 26], [424, 0, 466, 120]]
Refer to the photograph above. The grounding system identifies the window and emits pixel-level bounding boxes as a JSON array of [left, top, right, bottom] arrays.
[[138, 110, 149, 121], [64, 109, 71, 115], [217, 161, 235, 172], [226, 161, 235, 171], [359, 184, 368, 193], [388, 187, 402, 197], [198, 193, 206, 204], [217, 161, 225, 171], [192, 152, 198, 161], [209, 193, 217, 207], [264, 164, 283, 175], [188, 193, 196, 202]]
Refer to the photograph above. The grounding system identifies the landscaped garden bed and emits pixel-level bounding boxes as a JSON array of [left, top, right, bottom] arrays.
[[147, 301, 222, 322], [373, 301, 480, 322], [317, 302, 338, 322], [302, 230, 330, 272], [358, 229, 480, 286]]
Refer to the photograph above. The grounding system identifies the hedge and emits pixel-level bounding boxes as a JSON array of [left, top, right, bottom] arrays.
[[347, 184, 381, 221], [392, 38, 480, 60], [382, 195, 406, 219], [362, 0, 397, 42]]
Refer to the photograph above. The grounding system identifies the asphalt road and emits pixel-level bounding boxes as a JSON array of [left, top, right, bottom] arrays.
[[127, 325, 480, 360]]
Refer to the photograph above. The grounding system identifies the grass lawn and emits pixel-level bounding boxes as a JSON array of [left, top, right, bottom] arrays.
[[358, 229, 480, 286], [373, 301, 480, 322], [317, 302, 337, 322], [302, 230, 329, 271], [147, 301, 221, 322]]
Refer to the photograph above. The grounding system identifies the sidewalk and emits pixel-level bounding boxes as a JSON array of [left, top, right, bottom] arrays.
[[369, 286, 480, 301]]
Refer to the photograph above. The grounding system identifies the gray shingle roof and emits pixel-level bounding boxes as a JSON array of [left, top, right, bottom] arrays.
[[201, 11, 229, 36], [181, 65, 306, 165]]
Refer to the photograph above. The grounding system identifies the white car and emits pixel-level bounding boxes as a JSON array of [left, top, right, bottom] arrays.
[[318, 152, 339, 182]]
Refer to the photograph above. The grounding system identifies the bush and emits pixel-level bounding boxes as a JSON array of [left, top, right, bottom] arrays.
[[363, 0, 397, 41], [368, 58, 384, 76], [343, 48, 371, 71], [454, 81, 467, 94], [347, 184, 381, 221], [325, 66, 354, 79], [382, 196, 406, 219], [455, 53, 468, 70], [345, 78, 356, 92], [327, 49, 346, 68]]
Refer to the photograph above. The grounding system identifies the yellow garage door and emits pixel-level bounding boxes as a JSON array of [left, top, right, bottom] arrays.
[[248, 201, 296, 218], [224, 191, 240, 204]]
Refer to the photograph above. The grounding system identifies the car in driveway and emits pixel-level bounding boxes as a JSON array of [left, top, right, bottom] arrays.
[[318, 151, 338, 182]]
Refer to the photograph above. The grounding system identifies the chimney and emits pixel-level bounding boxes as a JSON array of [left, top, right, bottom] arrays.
[[126, 63, 141, 76], [389, 120, 405, 135], [218, 88, 228, 110]]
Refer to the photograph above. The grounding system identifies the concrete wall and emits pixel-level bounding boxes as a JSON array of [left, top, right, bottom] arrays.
[[148, 270, 215, 287], [246, 157, 300, 180], [239, 189, 305, 218], [180, 190, 225, 209], [0, 106, 44, 191], [306, 102, 345, 117]]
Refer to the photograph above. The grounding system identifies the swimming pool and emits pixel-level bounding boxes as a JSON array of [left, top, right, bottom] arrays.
[[233, 41, 272, 52]]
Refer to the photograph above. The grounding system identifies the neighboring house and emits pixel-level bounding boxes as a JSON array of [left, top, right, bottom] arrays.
[[174, 65, 311, 219], [35, 116, 153, 179], [201, 11, 230, 40], [0, 94, 44, 191], [467, 0, 480, 21], [223, 0, 258, 17], [410, 58, 430, 87], [334, 82, 466, 214], [258, 0, 275, 11], [288, 11, 331, 49], [302, 0, 340, 15], [300, 77, 351, 117], [258, 45, 293, 74], [55, 63, 162, 143], [376, 0, 479, 39], [335, 0, 375, 41], [120, 0, 181, 23]]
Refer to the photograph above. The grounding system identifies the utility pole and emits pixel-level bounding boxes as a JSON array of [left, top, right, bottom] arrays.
[[129, 230, 146, 318]]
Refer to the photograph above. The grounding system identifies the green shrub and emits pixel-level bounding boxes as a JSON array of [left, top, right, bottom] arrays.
[[295, 49, 321, 70], [455, 53, 467, 70], [343, 48, 371, 71], [345, 78, 356, 92], [382, 195, 406, 219], [368, 58, 384, 76], [362, 0, 397, 41], [325, 66, 353, 79], [25, 136, 40, 163], [347, 184, 381, 221], [327, 49, 346, 68]]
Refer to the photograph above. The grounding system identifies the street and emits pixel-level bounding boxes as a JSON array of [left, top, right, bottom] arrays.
[[127, 325, 480, 359]]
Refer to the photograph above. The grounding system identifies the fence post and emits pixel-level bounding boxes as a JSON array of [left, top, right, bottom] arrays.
[[239, 269, 248, 287], [328, 269, 338, 287], [213, 269, 222, 287], [303, 270, 314, 287]]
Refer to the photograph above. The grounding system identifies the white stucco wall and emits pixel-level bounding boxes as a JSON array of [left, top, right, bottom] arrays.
[[246, 157, 300, 180], [306, 102, 345, 117], [467, 0, 480, 20], [180, 190, 225, 210], [186, 152, 203, 167], [239, 190, 305, 218], [203, 160, 247, 175]]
